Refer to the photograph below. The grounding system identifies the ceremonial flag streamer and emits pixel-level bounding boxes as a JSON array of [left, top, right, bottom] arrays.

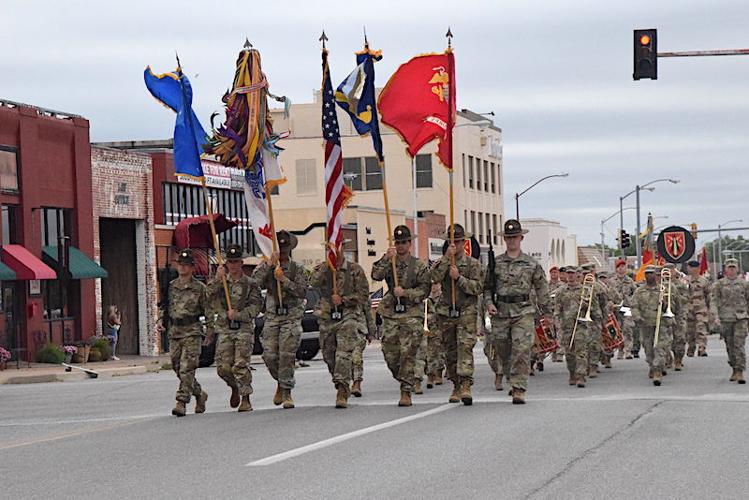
[[144, 66, 208, 178], [378, 51, 456, 169], [334, 48, 384, 161], [323, 48, 353, 268]]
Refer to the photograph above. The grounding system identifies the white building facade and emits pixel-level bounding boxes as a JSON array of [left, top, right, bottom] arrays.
[[519, 218, 578, 274]]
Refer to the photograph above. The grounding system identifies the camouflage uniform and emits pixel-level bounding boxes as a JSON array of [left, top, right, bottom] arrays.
[[252, 259, 308, 389], [687, 273, 711, 356], [610, 272, 637, 356], [311, 259, 369, 388], [549, 281, 566, 361], [599, 279, 622, 363], [632, 277, 679, 377], [667, 273, 689, 367], [208, 273, 262, 396], [555, 280, 590, 381], [425, 292, 445, 378], [710, 274, 749, 375], [484, 252, 550, 393], [164, 277, 210, 404], [371, 253, 431, 393], [352, 300, 375, 383], [586, 279, 609, 372], [432, 252, 484, 387]]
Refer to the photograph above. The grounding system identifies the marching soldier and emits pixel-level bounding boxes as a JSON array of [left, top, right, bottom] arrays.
[[610, 259, 637, 359], [252, 231, 308, 409], [597, 271, 622, 369], [632, 266, 679, 386], [555, 267, 590, 387], [664, 263, 688, 371], [208, 244, 262, 412], [485, 219, 551, 404], [311, 242, 370, 408], [432, 223, 484, 405], [351, 297, 376, 397], [157, 249, 210, 417], [580, 263, 608, 378], [371, 225, 431, 407], [549, 266, 567, 363], [686, 260, 711, 357], [710, 258, 749, 383], [425, 282, 446, 389], [558, 267, 569, 284]]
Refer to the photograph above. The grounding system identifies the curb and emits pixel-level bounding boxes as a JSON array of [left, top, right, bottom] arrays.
[[1, 365, 149, 384]]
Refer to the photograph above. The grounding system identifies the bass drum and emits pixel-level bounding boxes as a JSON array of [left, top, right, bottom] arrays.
[[602, 313, 624, 353]]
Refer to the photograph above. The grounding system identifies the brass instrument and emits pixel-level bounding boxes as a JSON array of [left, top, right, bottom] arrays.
[[569, 274, 596, 349], [423, 298, 430, 333], [654, 268, 674, 346]]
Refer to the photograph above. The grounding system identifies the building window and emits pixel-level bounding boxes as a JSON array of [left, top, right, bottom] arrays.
[[485, 213, 491, 244], [492, 214, 498, 244], [295, 159, 317, 195], [1, 205, 18, 245], [364, 157, 382, 190], [40, 208, 72, 247], [468, 156, 474, 189], [0, 146, 19, 193], [343, 158, 362, 191], [470, 211, 476, 236], [415, 154, 432, 188], [476, 157, 482, 191], [464, 210, 468, 229], [496, 163, 502, 194], [490, 162, 496, 193], [462, 154, 466, 187], [478, 211, 484, 243], [483, 160, 489, 192]]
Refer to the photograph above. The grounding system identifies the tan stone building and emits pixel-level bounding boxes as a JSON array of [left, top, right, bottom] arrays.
[[270, 98, 505, 286]]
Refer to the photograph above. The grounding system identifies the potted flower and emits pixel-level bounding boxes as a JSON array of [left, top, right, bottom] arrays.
[[73, 339, 91, 363], [0, 346, 10, 370], [62, 345, 77, 364]]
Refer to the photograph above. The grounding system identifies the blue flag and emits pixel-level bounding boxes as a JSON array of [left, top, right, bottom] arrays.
[[334, 49, 384, 162], [144, 66, 208, 179]]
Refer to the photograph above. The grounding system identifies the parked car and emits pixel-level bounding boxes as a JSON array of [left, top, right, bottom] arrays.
[[199, 287, 321, 367]]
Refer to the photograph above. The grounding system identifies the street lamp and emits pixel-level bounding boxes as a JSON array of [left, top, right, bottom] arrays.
[[515, 173, 570, 220], [601, 207, 635, 265], [717, 219, 743, 270], [621, 178, 680, 267]]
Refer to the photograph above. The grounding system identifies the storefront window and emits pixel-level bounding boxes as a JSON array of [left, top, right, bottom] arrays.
[[40, 208, 71, 247], [0, 147, 19, 192], [1, 205, 18, 245]]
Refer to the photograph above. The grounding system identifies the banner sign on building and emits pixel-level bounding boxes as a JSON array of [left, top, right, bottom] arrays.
[[177, 160, 244, 190]]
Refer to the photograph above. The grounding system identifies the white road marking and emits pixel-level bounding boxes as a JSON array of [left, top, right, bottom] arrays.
[[246, 404, 457, 466]]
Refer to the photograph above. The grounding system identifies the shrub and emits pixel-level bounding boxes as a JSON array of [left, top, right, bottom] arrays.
[[91, 338, 111, 361], [35, 344, 65, 364], [88, 349, 102, 362]]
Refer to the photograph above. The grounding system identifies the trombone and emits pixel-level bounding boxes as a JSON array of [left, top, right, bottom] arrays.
[[569, 274, 596, 349], [654, 268, 675, 346]]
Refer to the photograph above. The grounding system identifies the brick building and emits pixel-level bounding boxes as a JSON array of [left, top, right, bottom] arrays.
[[91, 147, 158, 355]]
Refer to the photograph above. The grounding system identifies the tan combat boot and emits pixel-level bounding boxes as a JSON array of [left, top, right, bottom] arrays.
[[282, 389, 295, 409], [426, 374, 435, 389], [448, 383, 460, 403], [229, 386, 240, 408], [460, 380, 472, 406], [730, 369, 738, 382], [171, 400, 186, 417], [398, 390, 412, 407], [195, 391, 208, 414], [238, 395, 252, 412], [495, 373, 504, 391], [588, 366, 598, 379], [434, 372, 444, 385], [603, 357, 612, 369], [512, 389, 526, 404], [687, 346, 695, 357], [648, 368, 654, 379], [698, 347, 708, 357], [653, 371, 662, 386], [737, 371, 746, 385], [351, 380, 362, 397], [674, 359, 683, 371], [576, 376, 586, 388], [273, 384, 283, 406], [568, 373, 576, 386], [335, 383, 349, 409], [414, 380, 423, 395]]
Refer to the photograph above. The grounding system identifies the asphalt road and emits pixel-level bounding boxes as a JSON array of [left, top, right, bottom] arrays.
[[2, 335, 748, 499]]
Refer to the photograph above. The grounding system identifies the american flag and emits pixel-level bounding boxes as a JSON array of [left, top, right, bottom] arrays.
[[322, 49, 352, 267], [370, 287, 384, 309]]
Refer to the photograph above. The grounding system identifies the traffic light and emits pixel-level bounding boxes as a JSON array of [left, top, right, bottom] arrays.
[[620, 229, 631, 249], [633, 29, 658, 80], [690, 223, 698, 240]]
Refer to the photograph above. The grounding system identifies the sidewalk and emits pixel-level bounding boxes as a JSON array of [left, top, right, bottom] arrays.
[[0, 355, 170, 385]]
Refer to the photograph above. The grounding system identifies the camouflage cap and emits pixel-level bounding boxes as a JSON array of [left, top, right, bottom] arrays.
[[644, 265, 656, 274], [225, 244, 244, 261], [175, 248, 194, 265], [597, 271, 609, 279], [725, 258, 740, 268], [565, 266, 579, 273], [393, 225, 412, 243]]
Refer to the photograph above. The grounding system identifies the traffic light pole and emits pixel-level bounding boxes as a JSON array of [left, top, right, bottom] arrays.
[[658, 49, 749, 58], [619, 196, 624, 256], [635, 186, 642, 268]]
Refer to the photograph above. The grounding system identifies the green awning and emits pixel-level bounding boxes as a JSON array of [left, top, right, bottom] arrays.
[[0, 261, 16, 281], [42, 246, 108, 279]]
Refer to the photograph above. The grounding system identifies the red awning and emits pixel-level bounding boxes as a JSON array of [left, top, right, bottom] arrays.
[[2, 245, 57, 280]]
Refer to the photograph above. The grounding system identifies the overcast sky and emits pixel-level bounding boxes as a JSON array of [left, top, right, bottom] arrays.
[[3, 0, 748, 245]]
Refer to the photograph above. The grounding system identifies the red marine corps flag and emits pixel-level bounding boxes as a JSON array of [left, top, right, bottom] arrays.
[[377, 46, 456, 169]]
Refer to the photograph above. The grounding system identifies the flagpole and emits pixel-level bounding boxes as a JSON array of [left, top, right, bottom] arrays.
[[449, 171, 456, 308], [265, 185, 284, 309], [200, 179, 233, 309], [446, 28, 457, 309], [379, 162, 401, 292]]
